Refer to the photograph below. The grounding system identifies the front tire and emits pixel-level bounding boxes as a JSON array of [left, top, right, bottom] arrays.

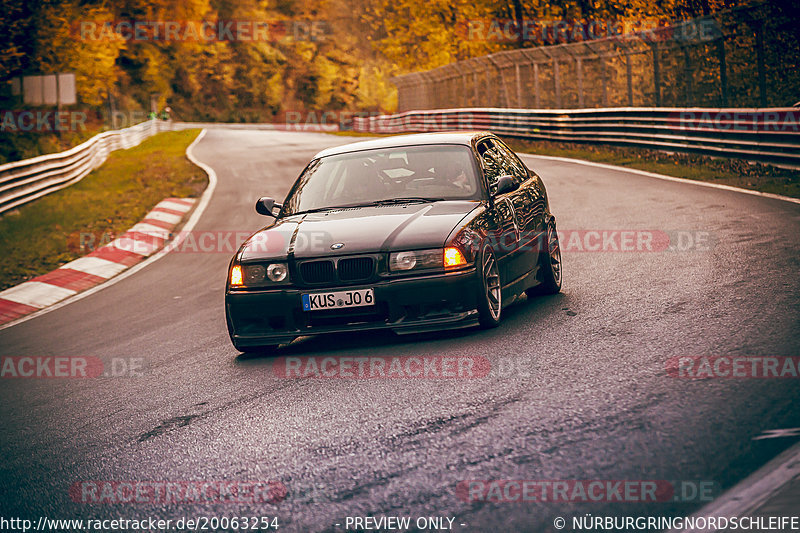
[[227, 310, 279, 355], [526, 218, 562, 297], [477, 244, 502, 328]]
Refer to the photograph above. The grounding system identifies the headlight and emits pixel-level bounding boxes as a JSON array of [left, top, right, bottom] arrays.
[[244, 264, 266, 284], [231, 263, 289, 286], [266, 263, 288, 282], [389, 248, 456, 272], [390, 251, 420, 271]]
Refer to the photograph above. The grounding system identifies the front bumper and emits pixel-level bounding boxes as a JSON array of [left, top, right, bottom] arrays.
[[226, 267, 480, 347]]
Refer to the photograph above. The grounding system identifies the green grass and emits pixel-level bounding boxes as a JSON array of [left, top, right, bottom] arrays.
[[0, 129, 206, 290], [331, 131, 800, 199]]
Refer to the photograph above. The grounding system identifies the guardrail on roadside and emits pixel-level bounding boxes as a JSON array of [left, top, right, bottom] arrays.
[[0, 120, 343, 214], [352, 107, 800, 168], [168, 121, 338, 132], [3, 108, 796, 216], [0, 119, 169, 215]]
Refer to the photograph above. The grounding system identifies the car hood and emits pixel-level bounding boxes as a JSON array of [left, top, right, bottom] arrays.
[[239, 201, 480, 261]]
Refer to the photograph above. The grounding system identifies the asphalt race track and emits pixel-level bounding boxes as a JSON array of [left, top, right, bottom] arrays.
[[1, 129, 799, 532]]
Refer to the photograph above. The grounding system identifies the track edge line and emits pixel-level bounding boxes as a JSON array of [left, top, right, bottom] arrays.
[[521, 154, 800, 206], [672, 441, 800, 532]]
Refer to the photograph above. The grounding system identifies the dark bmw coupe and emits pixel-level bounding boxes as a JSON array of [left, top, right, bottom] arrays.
[[225, 132, 561, 352]]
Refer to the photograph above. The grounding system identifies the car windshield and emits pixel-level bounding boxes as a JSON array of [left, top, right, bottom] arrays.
[[282, 144, 482, 215]]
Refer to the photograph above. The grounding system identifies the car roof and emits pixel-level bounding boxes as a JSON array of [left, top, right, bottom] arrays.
[[312, 131, 494, 159]]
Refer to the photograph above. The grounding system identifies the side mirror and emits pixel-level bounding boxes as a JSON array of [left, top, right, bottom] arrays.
[[255, 197, 280, 217], [494, 175, 519, 196]]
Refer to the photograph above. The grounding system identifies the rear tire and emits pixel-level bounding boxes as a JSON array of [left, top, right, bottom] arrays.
[[235, 344, 279, 357], [525, 219, 562, 297], [477, 244, 502, 328]]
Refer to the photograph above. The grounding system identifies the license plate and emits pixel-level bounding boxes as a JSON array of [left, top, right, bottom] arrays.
[[302, 288, 375, 311]]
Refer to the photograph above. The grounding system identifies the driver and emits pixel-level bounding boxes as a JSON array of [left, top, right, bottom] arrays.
[[439, 159, 471, 191], [342, 158, 386, 202]]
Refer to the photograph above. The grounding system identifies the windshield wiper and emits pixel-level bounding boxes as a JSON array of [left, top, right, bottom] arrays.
[[293, 197, 444, 215], [362, 197, 446, 206], [293, 205, 359, 215]]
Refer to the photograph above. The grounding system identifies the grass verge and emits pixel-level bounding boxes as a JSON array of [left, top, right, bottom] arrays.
[[0, 129, 206, 290], [331, 131, 800, 199]]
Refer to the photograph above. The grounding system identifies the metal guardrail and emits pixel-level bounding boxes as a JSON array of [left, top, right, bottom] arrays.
[[353, 107, 800, 167], [169, 121, 338, 132], [2, 109, 795, 215], [0, 119, 169, 214], [0, 120, 340, 215]]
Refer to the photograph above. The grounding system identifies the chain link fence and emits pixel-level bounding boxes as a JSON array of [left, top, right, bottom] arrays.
[[392, 2, 800, 112]]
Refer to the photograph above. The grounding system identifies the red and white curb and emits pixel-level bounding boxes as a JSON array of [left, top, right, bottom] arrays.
[[0, 198, 196, 325]]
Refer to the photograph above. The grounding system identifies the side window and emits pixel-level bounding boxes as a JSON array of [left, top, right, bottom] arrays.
[[494, 140, 528, 183], [477, 139, 504, 193]]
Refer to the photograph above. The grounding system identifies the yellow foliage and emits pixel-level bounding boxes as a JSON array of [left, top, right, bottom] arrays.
[[2, 0, 761, 118], [34, 2, 124, 107]]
